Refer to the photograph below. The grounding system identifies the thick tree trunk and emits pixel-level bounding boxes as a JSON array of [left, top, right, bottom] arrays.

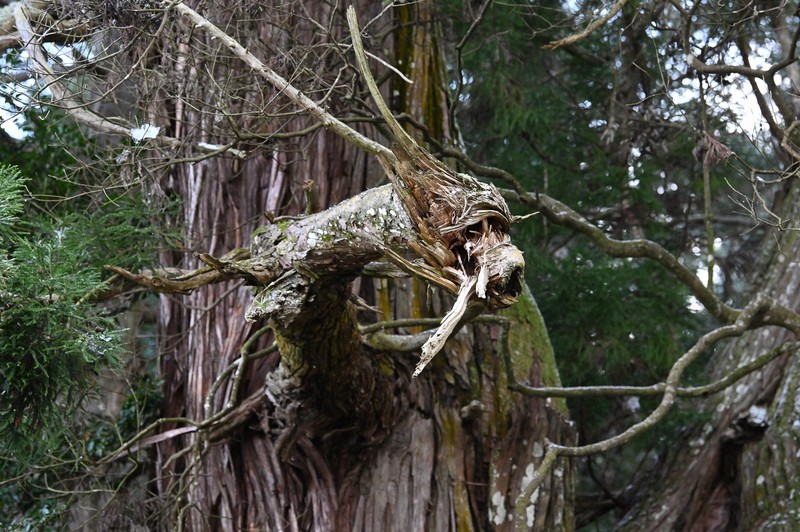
[[151, 2, 574, 530], [619, 184, 800, 530]]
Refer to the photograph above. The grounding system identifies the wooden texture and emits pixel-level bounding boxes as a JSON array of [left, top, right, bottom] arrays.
[[143, 2, 575, 530]]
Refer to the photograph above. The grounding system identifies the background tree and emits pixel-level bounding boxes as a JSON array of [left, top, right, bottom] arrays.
[[444, 1, 800, 529]]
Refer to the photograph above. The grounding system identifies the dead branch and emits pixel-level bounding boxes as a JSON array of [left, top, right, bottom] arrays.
[[507, 342, 798, 399], [104, 248, 251, 294], [5, 0, 526, 377], [141, 3, 525, 377], [346, 5, 524, 374]]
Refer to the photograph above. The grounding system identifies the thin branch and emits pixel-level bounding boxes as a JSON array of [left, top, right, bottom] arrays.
[[687, 50, 799, 79], [450, 0, 493, 126], [11, 3, 243, 159], [512, 294, 785, 525], [360, 317, 442, 334], [105, 248, 251, 294], [170, 1, 394, 163], [99, 417, 199, 464], [509, 341, 796, 398], [365, 49, 413, 85], [203, 326, 274, 422], [346, 5, 415, 153], [546, 0, 630, 49]]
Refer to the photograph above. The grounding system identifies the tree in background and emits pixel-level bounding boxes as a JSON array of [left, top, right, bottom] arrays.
[[446, 1, 800, 529], [0, 0, 799, 530]]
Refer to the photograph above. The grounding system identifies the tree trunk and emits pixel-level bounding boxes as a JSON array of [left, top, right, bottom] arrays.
[[152, 1, 574, 530], [619, 183, 800, 530]]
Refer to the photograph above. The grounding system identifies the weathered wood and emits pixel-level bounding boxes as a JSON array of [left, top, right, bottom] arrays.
[[346, 6, 525, 375]]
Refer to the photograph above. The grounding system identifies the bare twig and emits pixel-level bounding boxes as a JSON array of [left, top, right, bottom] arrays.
[[11, 2, 246, 159], [450, 0, 493, 126], [170, 1, 394, 163], [546, 0, 629, 49], [513, 294, 786, 526], [104, 248, 251, 294], [508, 342, 797, 398]]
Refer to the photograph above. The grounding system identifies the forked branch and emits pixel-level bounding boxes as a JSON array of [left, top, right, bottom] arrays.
[[512, 294, 790, 527]]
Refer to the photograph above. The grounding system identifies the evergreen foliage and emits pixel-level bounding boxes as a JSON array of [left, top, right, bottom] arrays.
[[443, 0, 761, 393], [0, 164, 122, 454], [0, 158, 167, 524], [445, 1, 709, 384], [0, 82, 173, 520], [529, 250, 700, 386]]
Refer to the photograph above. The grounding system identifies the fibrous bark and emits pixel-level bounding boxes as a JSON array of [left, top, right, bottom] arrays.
[[0, 1, 574, 529]]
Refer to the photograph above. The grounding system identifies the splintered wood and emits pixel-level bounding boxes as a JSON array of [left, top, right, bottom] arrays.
[[347, 7, 524, 377]]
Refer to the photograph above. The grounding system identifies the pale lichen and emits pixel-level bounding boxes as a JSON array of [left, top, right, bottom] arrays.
[[490, 491, 507, 526]]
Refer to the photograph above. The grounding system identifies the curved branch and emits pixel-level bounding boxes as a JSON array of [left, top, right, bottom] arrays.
[[432, 143, 800, 329], [508, 341, 797, 398], [546, 0, 630, 49], [688, 54, 799, 79], [513, 294, 786, 524], [533, 192, 737, 322]]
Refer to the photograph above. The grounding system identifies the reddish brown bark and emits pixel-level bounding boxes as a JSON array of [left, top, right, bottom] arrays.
[[149, 2, 574, 530]]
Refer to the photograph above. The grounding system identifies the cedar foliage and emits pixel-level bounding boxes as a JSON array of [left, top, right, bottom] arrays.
[[0, 117, 168, 525]]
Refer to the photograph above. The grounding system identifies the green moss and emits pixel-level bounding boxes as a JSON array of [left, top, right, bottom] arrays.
[[500, 283, 568, 416], [438, 407, 473, 531], [251, 225, 269, 238], [378, 354, 395, 377]]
